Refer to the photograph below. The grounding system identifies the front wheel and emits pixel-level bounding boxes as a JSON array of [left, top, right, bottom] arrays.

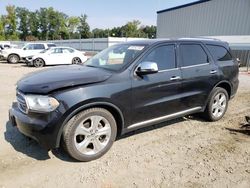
[[203, 87, 229, 121], [72, 57, 82, 64], [33, 58, 45, 68], [62, 108, 117, 161]]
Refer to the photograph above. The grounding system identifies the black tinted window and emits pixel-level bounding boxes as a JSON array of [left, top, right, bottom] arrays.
[[207, 45, 232, 61], [48, 44, 56, 48], [142, 45, 176, 70], [34, 44, 45, 50], [180, 44, 208, 67]]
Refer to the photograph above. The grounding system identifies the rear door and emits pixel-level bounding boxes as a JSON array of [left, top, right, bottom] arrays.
[[131, 43, 183, 125], [47, 48, 65, 65], [178, 42, 220, 110]]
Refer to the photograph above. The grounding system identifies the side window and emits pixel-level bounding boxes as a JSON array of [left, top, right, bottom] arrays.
[[25, 44, 35, 50], [47, 44, 56, 48], [62, 48, 74, 53], [180, 44, 208, 67], [34, 44, 45, 50], [207, 45, 232, 61], [142, 45, 176, 70], [52, 48, 63, 54]]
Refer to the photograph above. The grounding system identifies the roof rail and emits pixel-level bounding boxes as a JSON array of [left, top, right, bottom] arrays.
[[178, 37, 221, 41]]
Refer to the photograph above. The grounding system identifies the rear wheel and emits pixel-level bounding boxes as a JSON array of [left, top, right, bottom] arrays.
[[72, 57, 82, 64], [62, 108, 117, 161], [7, 54, 20, 64], [33, 58, 45, 68], [203, 87, 229, 121]]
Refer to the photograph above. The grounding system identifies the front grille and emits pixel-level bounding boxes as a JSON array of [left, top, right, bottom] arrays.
[[16, 91, 28, 114]]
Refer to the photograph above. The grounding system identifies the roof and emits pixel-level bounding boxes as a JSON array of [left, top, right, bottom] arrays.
[[122, 37, 226, 46], [157, 0, 211, 14]]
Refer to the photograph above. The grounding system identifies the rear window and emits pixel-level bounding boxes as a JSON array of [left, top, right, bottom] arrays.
[[207, 45, 232, 61], [34, 44, 45, 50], [48, 44, 56, 48]]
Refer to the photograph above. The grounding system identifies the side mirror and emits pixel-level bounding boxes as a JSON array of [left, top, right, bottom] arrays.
[[136, 61, 158, 75]]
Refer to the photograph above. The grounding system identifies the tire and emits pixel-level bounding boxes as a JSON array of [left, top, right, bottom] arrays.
[[7, 54, 20, 64], [33, 58, 45, 68], [203, 87, 229, 121], [62, 108, 117, 161], [72, 57, 82, 64]]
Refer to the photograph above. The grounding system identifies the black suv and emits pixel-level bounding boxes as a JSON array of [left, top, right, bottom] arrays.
[[9, 38, 239, 161]]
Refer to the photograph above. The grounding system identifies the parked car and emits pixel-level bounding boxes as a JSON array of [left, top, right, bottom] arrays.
[[9, 38, 239, 161], [0, 42, 56, 63], [25, 47, 88, 67]]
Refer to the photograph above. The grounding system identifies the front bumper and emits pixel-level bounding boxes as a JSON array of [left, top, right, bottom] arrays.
[[0, 54, 7, 60], [25, 58, 34, 66], [9, 102, 63, 149]]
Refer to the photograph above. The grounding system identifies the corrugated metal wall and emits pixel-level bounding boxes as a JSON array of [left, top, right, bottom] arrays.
[[231, 50, 250, 66], [157, 0, 250, 38]]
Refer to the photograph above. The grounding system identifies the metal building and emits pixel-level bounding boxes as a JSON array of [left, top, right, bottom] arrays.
[[157, 0, 250, 38], [156, 0, 250, 66]]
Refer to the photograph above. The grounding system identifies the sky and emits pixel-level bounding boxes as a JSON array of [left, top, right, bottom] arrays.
[[0, 0, 197, 29]]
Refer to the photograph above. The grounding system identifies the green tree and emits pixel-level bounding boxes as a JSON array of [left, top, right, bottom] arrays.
[[29, 11, 40, 39], [67, 16, 80, 39], [0, 16, 5, 40], [16, 7, 30, 40], [5, 5, 18, 40], [92, 28, 106, 38], [39, 8, 49, 40], [78, 14, 90, 39], [46, 8, 68, 40], [121, 20, 145, 37], [141, 25, 156, 38]]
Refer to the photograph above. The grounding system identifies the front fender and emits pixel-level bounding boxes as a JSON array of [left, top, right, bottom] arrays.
[[55, 100, 125, 147]]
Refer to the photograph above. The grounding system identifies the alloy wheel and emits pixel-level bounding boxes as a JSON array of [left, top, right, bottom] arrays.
[[74, 115, 111, 155]]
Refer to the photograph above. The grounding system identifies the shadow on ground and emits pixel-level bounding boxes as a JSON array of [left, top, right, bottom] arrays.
[[226, 116, 250, 136], [226, 124, 250, 136], [4, 115, 202, 162], [4, 121, 80, 162], [4, 121, 50, 160]]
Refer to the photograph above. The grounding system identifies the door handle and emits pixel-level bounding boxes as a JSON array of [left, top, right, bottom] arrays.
[[210, 70, 217, 74], [170, 76, 181, 81]]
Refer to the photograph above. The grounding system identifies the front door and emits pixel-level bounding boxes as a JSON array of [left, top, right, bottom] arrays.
[[131, 44, 183, 126]]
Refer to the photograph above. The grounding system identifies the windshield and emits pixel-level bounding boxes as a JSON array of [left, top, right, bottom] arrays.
[[84, 44, 146, 71]]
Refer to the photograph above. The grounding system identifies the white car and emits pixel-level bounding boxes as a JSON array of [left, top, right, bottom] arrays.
[[0, 43, 55, 63], [26, 47, 88, 67]]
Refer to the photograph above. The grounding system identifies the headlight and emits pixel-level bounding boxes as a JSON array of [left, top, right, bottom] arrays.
[[25, 95, 59, 113]]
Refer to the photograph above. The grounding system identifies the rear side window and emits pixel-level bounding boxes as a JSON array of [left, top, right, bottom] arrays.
[[34, 44, 45, 50], [207, 45, 232, 61], [48, 44, 56, 48], [180, 44, 208, 67], [142, 45, 176, 70]]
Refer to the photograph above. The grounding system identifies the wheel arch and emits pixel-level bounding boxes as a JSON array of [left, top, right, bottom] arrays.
[[8, 53, 20, 60], [34, 57, 46, 65], [55, 101, 125, 148], [214, 81, 232, 98], [204, 80, 232, 110]]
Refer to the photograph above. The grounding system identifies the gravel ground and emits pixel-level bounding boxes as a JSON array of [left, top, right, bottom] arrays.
[[0, 62, 250, 188]]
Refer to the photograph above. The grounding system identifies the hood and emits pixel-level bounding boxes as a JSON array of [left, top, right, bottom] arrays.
[[17, 65, 112, 94]]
